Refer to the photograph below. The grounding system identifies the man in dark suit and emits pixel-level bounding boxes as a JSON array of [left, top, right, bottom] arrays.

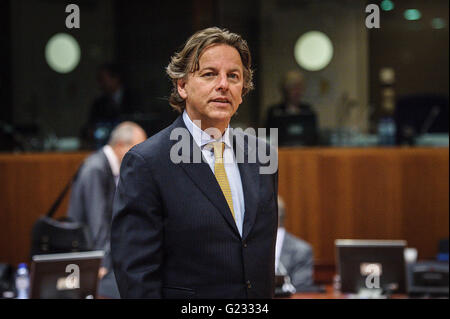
[[68, 121, 146, 298], [111, 27, 279, 299]]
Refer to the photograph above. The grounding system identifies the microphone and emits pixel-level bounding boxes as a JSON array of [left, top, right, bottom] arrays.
[[420, 105, 441, 135], [277, 262, 297, 294]]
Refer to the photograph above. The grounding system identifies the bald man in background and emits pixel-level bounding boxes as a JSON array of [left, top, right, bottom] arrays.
[[68, 121, 147, 298]]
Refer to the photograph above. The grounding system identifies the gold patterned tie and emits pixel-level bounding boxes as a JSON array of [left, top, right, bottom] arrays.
[[210, 141, 235, 221]]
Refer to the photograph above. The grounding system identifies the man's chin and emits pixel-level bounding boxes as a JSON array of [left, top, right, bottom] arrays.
[[207, 109, 234, 122]]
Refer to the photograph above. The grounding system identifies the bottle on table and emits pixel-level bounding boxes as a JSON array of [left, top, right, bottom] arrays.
[[15, 263, 30, 299]]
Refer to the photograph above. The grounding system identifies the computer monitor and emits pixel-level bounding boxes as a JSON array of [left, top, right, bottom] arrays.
[[270, 113, 318, 147], [29, 250, 104, 299], [335, 239, 407, 294]]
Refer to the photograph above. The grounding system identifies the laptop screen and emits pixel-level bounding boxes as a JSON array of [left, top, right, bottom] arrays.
[[29, 251, 104, 299], [335, 239, 407, 294]]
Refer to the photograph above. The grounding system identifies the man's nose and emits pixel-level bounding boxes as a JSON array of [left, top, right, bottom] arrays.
[[216, 73, 229, 91]]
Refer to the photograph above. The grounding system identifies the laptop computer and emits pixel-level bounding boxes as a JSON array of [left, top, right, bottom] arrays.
[[29, 250, 104, 299], [335, 239, 407, 295]]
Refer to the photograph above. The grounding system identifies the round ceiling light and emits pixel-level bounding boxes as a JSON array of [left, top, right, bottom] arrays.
[[294, 31, 333, 71], [45, 33, 81, 74]]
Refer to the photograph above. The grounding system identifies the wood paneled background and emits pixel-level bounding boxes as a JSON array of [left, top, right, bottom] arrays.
[[0, 148, 448, 283], [278, 147, 449, 267], [0, 152, 89, 265]]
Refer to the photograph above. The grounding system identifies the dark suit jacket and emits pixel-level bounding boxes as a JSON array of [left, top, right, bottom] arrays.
[[67, 149, 120, 298], [111, 115, 278, 299], [68, 150, 116, 251]]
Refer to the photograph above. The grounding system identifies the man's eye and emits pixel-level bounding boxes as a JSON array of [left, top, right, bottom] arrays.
[[203, 72, 215, 77], [228, 74, 239, 79]]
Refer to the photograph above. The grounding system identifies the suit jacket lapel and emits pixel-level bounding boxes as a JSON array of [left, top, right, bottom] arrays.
[[172, 116, 241, 238], [233, 131, 259, 241]]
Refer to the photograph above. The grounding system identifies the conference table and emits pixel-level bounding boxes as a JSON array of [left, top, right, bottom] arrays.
[[287, 285, 408, 299]]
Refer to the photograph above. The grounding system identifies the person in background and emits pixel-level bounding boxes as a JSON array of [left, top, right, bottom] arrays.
[[89, 63, 141, 124], [265, 70, 318, 146], [81, 63, 142, 149], [276, 196, 314, 291], [68, 121, 147, 298], [266, 70, 316, 125]]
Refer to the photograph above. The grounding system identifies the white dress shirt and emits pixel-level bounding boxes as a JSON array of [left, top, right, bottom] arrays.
[[103, 145, 120, 186], [275, 227, 286, 272], [183, 110, 245, 237]]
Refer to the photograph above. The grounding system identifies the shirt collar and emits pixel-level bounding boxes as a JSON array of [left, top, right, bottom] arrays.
[[275, 227, 286, 271], [182, 110, 232, 150], [277, 227, 286, 241], [102, 145, 120, 177]]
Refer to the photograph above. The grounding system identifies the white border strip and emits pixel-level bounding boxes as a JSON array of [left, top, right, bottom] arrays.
[[32, 250, 105, 262]]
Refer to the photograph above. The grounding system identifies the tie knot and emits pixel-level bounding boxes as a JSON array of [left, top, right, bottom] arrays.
[[208, 141, 225, 160]]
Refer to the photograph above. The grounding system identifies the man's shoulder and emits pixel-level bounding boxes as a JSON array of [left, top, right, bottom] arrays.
[[76, 150, 109, 182], [82, 150, 108, 171], [284, 232, 313, 254]]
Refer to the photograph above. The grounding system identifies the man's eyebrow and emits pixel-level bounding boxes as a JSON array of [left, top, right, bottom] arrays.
[[198, 66, 243, 73], [198, 66, 217, 72]]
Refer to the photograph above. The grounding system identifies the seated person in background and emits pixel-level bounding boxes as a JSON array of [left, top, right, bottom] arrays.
[[276, 196, 314, 291], [81, 63, 142, 149], [68, 121, 147, 298], [265, 70, 316, 128], [265, 70, 318, 146]]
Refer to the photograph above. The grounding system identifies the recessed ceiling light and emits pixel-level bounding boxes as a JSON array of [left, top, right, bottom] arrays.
[[294, 31, 333, 71], [404, 9, 422, 21], [381, 0, 394, 11], [431, 18, 446, 29], [45, 33, 81, 74]]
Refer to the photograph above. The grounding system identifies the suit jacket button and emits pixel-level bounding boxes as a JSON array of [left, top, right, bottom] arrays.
[[243, 242, 248, 248], [246, 280, 252, 289]]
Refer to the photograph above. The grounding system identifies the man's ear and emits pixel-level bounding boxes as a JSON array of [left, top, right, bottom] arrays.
[[177, 78, 188, 99]]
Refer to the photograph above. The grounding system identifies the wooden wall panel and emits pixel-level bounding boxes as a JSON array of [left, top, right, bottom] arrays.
[[278, 147, 449, 267], [399, 151, 449, 260], [0, 148, 448, 276], [0, 152, 90, 266]]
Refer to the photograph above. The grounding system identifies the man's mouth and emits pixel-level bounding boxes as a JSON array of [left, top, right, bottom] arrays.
[[210, 97, 230, 104]]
